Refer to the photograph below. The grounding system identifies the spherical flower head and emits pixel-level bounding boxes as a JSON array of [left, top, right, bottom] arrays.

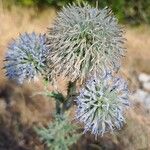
[[76, 72, 129, 137], [4, 32, 48, 84], [47, 4, 125, 81]]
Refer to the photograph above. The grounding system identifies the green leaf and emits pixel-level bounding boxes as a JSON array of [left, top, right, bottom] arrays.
[[35, 114, 81, 150]]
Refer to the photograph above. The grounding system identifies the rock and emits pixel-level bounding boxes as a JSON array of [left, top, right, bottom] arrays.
[[143, 82, 150, 91], [131, 89, 148, 101], [138, 73, 150, 83], [131, 89, 150, 109], [141, 96, 150, 110]]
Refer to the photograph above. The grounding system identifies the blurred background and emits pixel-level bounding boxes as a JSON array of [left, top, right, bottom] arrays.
[[0, 0, 150, 150]]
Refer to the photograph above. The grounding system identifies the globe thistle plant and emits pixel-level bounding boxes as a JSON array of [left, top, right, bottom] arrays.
[[47, 4, 125, 81], [2, 3, 130, 148], [4, 32, 48, 84], [76, 71, 129, 137]]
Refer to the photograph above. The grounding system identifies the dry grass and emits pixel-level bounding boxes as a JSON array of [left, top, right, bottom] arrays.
[[124, 25, 150, 74], [116, 105, 150, 150], [0, 6, 150, 150]]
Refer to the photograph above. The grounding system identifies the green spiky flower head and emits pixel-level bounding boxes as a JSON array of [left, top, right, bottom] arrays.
[[47, 3, 125, 81], [76, 71, 129, 137]]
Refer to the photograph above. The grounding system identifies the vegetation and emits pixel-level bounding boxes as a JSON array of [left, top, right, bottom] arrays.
[[2, 0, 150, 24], [0, 2, 150, 149], [3, 3, 129, 149], [35, 115, 80, 150]]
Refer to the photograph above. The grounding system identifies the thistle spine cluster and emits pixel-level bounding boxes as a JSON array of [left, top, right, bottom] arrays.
[[76, 71, 129, 137], [47, 4, 125, 81], [4, 32, 48, 83]]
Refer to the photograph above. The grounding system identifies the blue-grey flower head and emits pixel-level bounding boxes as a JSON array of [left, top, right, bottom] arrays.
[[4, 32, 48, 84], [76, 71, 129, 137], [47, 4, 125, 81]]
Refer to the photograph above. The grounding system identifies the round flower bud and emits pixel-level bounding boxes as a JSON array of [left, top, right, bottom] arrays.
[[4, 32, 48, 84], [76, 72, 129, 137], [47, 4, 125, 81]]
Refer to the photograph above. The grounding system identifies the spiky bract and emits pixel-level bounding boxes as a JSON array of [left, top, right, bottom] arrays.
[[76, 72, 129, 137], [47, 4, 125, 81], [4, 32, 48, 84], [35, 115, 80, 150]]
